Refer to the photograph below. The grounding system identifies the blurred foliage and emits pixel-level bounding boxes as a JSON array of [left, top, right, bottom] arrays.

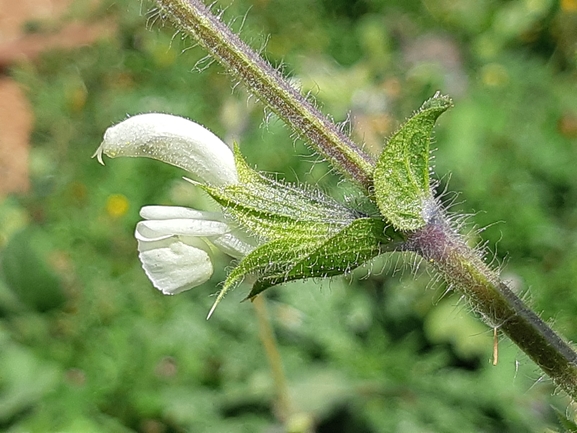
[[1, 0, 577, 431]]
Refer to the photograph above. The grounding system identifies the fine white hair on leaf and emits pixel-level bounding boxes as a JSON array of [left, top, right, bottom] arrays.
[[231, 4, 253, 38], [168, 29, 180, 50], [181, 40, 199, 55], [256, 33, 271, 57], [193, 54, 216, 73], [215, 6, 226, 22], [145, 5, 162, 30], [303, 88, 319, 104]]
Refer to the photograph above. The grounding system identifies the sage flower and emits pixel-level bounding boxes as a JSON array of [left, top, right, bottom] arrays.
[[94, 113, 254, 294]]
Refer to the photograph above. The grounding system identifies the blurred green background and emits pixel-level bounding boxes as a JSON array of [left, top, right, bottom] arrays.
[[1, 0, 577, 431]]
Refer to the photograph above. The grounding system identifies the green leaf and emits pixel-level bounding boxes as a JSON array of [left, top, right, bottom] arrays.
[[373, 93, 452, 231], [246, 217, 389, 298], [206, 238, 320, 318], [213, 216, 385, 298], [225, 238, 321, 294], [207, 217, 390, 317]]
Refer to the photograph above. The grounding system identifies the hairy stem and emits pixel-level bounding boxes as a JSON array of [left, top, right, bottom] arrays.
[[406, 207, 577, 400], [155, 0, 375, 189]]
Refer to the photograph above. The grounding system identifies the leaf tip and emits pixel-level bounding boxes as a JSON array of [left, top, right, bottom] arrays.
[[421, 92, 453, 113]]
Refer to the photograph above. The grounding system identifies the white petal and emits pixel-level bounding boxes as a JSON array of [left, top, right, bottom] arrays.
[[209, 232, 256, 258], [135, 219, 229, 242], [93, 113, 238, 186], [137, 236, 213, 294], [140, 205, 222, 221]]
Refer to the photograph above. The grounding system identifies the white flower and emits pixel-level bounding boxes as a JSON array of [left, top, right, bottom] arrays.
[[95, 113, 254, 295]]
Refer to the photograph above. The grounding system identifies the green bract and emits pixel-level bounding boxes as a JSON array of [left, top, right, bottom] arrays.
[[374, 93, 452, 231], [239, 217, 389, 299], [204, 145, 357, 241], [203, 146, 394, 315]]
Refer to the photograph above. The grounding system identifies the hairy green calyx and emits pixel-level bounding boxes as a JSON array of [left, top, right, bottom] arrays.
[[203, 146, 395, 315]]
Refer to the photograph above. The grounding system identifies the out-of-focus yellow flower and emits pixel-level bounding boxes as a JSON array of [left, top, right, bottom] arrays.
[[561, 0, 577, 12], [481, 63, 509, 87], [106, 194, 129, 219]]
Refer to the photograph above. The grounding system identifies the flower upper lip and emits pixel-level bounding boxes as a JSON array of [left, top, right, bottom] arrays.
[[93, 113, 238, 186]]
